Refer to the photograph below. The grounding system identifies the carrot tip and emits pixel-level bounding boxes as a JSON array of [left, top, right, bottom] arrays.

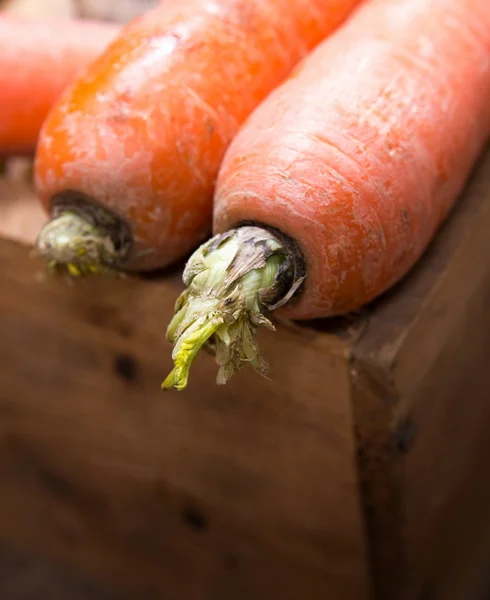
[[36, 211, 120, 277], [162, 226, 298, 390]]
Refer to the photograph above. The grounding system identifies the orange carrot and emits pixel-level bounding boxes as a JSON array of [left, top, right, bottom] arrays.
[[163, 0, 490, 390], [33, 0, 362, 276], [0, 16, 120, 156]]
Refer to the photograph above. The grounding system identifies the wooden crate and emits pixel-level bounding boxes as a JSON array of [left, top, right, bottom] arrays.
[[1, 146, 490, 600]]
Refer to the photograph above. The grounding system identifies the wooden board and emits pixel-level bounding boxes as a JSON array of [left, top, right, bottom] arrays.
[[350, 146, 490, 600], [0, 540, 131, 600], [1, 146, 490, 599], [0, 225, 370, 598]]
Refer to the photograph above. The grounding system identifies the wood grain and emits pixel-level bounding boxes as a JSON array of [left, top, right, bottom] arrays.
[[0, 541, 132, 600], [0, 235, 369, 598]]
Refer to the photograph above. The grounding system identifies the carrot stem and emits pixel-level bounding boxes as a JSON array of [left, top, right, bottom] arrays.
[[162, 225, 304, 390], [36, 211, 120, 276]]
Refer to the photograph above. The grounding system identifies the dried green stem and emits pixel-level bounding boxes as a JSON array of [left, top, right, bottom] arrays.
[[162, 225, 304, 391], [36, 194, 132, 277], [36, 211, 121, 276]]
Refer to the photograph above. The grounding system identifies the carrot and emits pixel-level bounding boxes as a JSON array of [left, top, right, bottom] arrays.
[[33, 0, 362, 277], [0, 16, 120, 156], [163, 0, 490, 390]]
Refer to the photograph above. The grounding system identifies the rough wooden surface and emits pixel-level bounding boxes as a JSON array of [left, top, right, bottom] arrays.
[[1, 146, 490, 599], [0, 230, 369, 598], [0, 541, 132, 600]]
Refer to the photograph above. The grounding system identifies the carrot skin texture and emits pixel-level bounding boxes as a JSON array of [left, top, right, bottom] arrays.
[[0, 16, 120, 156], [34, 0, 363, 271], [214, 0, 490, 320]]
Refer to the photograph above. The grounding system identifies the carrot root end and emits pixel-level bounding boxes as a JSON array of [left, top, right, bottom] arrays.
[[162, 225, 302, 391], [36, 211, 123, 277]]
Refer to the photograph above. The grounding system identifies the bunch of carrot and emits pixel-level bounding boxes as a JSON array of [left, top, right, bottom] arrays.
[[3, 0, 490, 389]]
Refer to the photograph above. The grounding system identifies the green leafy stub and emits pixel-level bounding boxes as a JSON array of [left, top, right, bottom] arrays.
[[36, 198, 132, 277], [37, 211, 118, 276], [162, 226, 304, 391]]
